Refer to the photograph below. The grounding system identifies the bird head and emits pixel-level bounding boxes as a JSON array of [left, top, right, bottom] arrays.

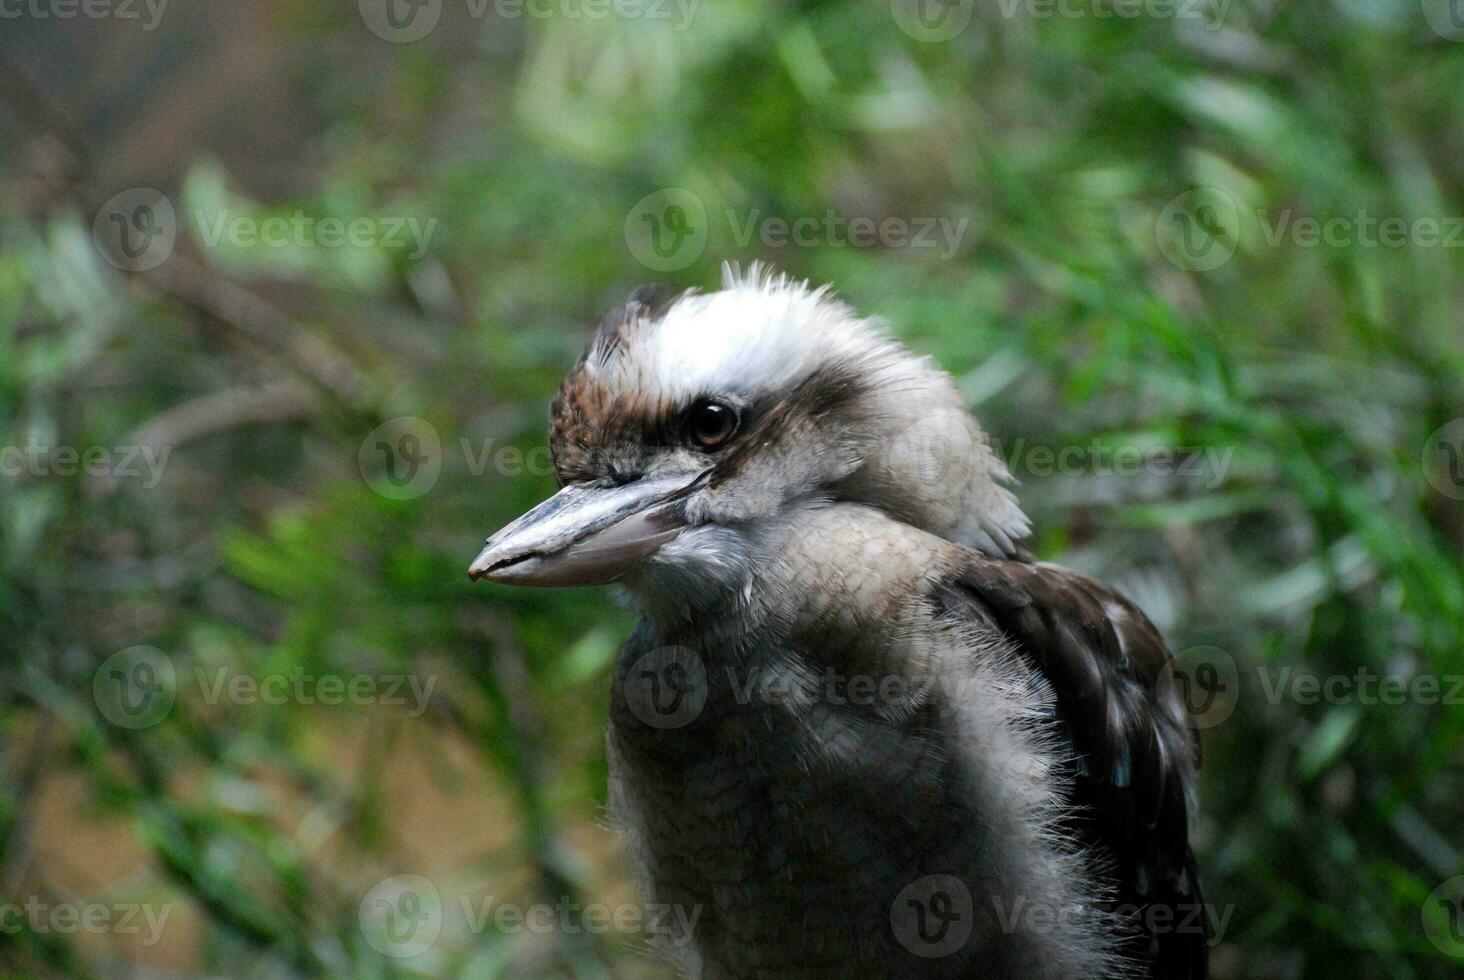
[[469, 264, 1028, 610]]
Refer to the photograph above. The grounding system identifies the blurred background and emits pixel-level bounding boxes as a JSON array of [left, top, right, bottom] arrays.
[[2, 0, 1463, 977]]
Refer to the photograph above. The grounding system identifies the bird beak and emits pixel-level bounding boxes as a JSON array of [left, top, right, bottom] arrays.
[[468, 474, 700, 587]]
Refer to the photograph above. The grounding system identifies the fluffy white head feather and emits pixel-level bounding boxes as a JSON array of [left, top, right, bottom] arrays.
[[565, 263, 1030, 560]]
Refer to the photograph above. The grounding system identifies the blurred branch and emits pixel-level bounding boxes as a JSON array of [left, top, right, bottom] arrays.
[[120, 377, 317, 460], [139, 258, 373, 410]]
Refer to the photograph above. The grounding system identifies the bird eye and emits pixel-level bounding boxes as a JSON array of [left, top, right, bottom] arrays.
[[686, 400, 739, 450]]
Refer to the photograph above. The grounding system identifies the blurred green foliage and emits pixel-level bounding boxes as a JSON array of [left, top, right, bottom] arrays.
[[2, 1, 1463, 977]]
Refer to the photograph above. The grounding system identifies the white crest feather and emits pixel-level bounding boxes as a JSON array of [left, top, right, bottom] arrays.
[[595, 264, 1030, 557]]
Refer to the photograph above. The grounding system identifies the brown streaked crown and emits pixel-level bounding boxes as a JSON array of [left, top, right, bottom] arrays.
[[549, 286, 685, 486]]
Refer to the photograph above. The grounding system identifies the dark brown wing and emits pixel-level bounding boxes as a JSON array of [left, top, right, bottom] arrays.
[[932, 556, 1208, 980]]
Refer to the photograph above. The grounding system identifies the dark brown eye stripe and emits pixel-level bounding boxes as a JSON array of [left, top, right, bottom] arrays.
[[698, 364, 869, 488]]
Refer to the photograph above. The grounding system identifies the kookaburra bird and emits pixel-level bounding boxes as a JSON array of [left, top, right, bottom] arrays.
[[470, 265, 1206, 979]]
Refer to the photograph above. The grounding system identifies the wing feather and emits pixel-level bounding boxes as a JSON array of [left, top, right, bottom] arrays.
[[931, 556, 1209, 980]]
